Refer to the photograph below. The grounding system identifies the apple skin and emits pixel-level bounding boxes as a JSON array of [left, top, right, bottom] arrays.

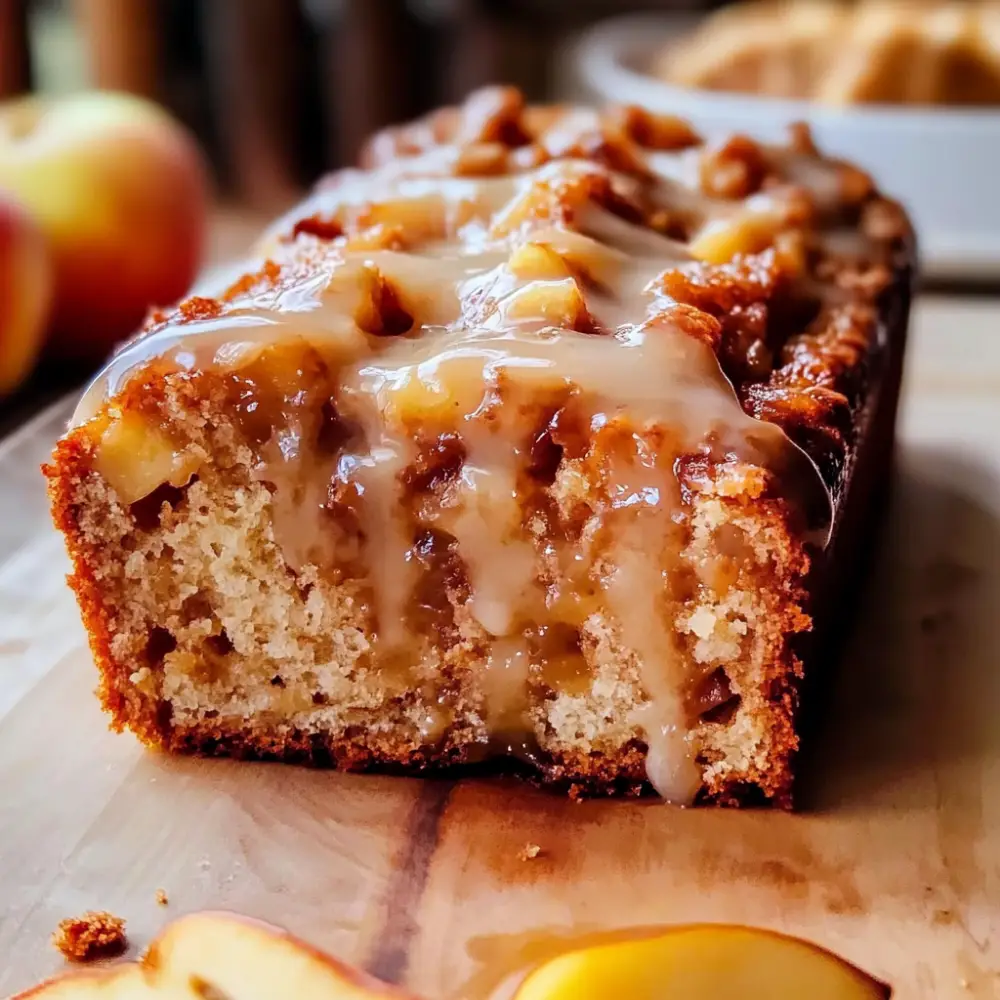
[[0, 91, 209, 361], [0, 190, 52, 396]]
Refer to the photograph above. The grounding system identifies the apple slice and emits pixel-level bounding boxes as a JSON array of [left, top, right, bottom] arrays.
[[13, 915, 891, 1000], [15, 912, 417, 1000], [512, 925, 890, 1000]]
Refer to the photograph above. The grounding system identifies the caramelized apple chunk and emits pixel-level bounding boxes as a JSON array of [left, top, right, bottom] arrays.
[[507, 243, 573, 282], [689, 212, 782, 265], [503, 277, 598, 333], [95, 411, 200, 506]]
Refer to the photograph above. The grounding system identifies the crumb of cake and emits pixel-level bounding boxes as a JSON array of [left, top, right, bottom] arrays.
[[520, 843, 543, 861], [53, 911, 127, 962], [155, 888, 169, 906]]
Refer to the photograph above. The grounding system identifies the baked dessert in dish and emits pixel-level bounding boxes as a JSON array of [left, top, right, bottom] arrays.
[[657, 0, 1000, 106], [46, 86, 914, 806]]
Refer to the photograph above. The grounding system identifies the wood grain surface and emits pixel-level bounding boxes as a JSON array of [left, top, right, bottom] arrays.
[[1, 296, 998, 999]]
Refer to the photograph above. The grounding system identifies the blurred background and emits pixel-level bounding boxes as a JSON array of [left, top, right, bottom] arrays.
[[1, 0, 997, 428], [3, 0, 719, 214]]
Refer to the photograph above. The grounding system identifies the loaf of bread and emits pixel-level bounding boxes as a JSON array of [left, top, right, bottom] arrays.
[[46, 87, 914, 806]]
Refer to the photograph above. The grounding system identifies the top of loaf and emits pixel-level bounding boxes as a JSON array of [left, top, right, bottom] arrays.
[[76, 85, 912, 502]]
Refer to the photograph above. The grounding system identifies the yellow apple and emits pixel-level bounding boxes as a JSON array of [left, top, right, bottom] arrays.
[[512, 925, 890, 1000], [0, 190, 52, 396], [0, 91, 209, 361]]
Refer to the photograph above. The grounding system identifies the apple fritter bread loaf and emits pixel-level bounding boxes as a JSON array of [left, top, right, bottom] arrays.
[[45, 86, 914, 806]]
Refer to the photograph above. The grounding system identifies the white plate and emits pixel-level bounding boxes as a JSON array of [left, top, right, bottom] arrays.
[[556, 14, 1000, 281]]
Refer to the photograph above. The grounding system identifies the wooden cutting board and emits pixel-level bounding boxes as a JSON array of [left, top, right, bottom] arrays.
[[1, 295, 998, 1000]]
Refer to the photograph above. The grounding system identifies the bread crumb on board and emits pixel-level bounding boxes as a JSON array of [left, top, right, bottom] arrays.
[[519, 843, 543, 861], [155, 888, 169, 906], [53, 911, 127, 962]]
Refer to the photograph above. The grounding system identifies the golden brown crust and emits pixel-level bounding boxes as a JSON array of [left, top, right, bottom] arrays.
[[47, 434, 146, 737]]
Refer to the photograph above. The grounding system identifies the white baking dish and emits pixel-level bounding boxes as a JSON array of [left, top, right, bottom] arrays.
[[557, 13, 1000, 280]]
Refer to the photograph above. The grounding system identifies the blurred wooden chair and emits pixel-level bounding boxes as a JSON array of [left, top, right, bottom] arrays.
[[72, 0, 158, 97], [0, 0, 31, 98], [62, 0, 499, 211]]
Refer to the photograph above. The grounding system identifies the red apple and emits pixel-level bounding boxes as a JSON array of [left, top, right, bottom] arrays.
[[0, 190, 52, 396], [0, 91, 209, 361]]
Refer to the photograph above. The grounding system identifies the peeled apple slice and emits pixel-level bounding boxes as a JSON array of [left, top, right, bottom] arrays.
[[512, 925, 890, 1000]]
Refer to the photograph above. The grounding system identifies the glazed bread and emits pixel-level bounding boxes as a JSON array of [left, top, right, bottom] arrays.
[[46, 87, 914, 805]]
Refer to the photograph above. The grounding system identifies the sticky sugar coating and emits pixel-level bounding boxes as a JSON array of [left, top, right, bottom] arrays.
[[46, 87, 913, 805]]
